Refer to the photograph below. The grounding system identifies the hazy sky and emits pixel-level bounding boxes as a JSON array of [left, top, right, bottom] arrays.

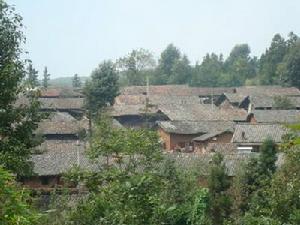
[[7, 0, 300, 78]]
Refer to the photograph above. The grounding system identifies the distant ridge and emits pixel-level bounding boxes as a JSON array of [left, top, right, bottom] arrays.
[[48, 76, 89, 87]]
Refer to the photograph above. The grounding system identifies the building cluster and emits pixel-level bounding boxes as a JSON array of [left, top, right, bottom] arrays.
[[113, 85, 299, 153], [23, 85, 300, 190]]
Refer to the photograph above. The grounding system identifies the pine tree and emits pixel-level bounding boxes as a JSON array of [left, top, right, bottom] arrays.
[[72, 73, 81, 88], [43, 66, 50, 88], [208, 153, 232, 225], [27, 62, 39, 87]]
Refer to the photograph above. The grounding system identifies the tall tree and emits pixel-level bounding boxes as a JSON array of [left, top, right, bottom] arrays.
[[72, 73, 81, 88], [280, 41, 300, 88], [155, 43, 181, 84], [42, 66, 50, 88], [84, 60, 119, 117], [191, 53, 223, 87], [259, 34, 287, 85], [168, 54, 192, 84], [224, 44, 257, 86], [208, 153, 232, 225], [117, 48, 156, 86], [27, 62, 39, 87], [0, 0, 44, 175]]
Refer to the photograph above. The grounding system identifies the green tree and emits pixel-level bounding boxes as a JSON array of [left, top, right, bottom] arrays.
[[72, 73, 81, 88], [84, 61, 119, 115], [0, 0, 45, 175], [27, 62, 39, 87], [168, 54, 192, 84], [42, 66, 50, 88], [117, 48, 156, 86], [235, 140, 277, 219], [280, 41, 300, 88], [0, 167, 40, 225], [259, 34, 287, 85], [155, 43, 181, 84], [224, 44, 257, 86], [240, 127, 300, 224], [208, 153, 232, 225], [191, 53, 223, 87]]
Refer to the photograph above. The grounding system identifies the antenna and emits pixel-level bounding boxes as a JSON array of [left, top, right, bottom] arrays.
[[146, 76, 149, 98]]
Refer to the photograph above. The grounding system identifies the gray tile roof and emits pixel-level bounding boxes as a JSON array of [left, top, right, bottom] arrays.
[[158, 120, 235, 135], [235, 86, 300, 96], [157, 104, 247, 121], [39, 98, 84, 110], [37, 112, 87, 135], [252, 110, 300, 123], [120, 85, 235, 96], [223, 93, 248, 104], [249, 95, 300, 108], [109, 104, 158, 117], [31, 140, 100, 176], [115, 94, 200, 106], [232, 124, 289, 144], [206, 143, 237, 154], [167, 152, 258, 176], [193, 130, 233, 141]]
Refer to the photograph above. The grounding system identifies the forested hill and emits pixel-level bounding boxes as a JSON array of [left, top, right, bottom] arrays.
[[48, 76, 88, 87]]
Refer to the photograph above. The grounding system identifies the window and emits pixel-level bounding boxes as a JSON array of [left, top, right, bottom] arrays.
[[41, 176, 50, 185]]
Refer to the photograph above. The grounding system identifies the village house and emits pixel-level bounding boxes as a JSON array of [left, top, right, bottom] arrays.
[[239, 95, 300, 111], [157, 120, 234, 152], [215, 86, 300, 110], [22, 111, 89, 189], [232, 124, 289, 153]]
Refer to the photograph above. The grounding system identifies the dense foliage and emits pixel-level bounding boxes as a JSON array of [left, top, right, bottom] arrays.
[[116, 33, 300, 88], [0, 167, 40, 225], [0, 0, 44, 175]]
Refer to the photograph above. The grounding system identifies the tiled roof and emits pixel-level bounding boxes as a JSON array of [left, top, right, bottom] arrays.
[[40, 88, 83, 98], [39, 98, 84, 110], [206, 143, 237, 154], [167, 152, 258, 176], [37, 112, 83, 135], [232, 124, 289, 144], [158, 120, 234, 135], [193, 130, 233, 141], [109, 104, 159, 117], [157, 104, 247, 121], [114, 94, 200, 106], [252, 110, 300, 123], [249, 95, 300, 108], [120, 85, 235, 96], [223, 93, 248, 104], [32, 141, 100, 176], [235, 86, 300, 96]]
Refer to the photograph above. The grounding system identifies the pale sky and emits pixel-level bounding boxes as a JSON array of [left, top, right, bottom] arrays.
[[7, 0, 300, 78]]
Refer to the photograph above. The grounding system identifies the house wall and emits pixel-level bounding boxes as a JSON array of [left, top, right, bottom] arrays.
[[158, 128, 171, 150], [158, 129, 199, 151], [169, 133, 200, 151], [194, 132, 233, 154]]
